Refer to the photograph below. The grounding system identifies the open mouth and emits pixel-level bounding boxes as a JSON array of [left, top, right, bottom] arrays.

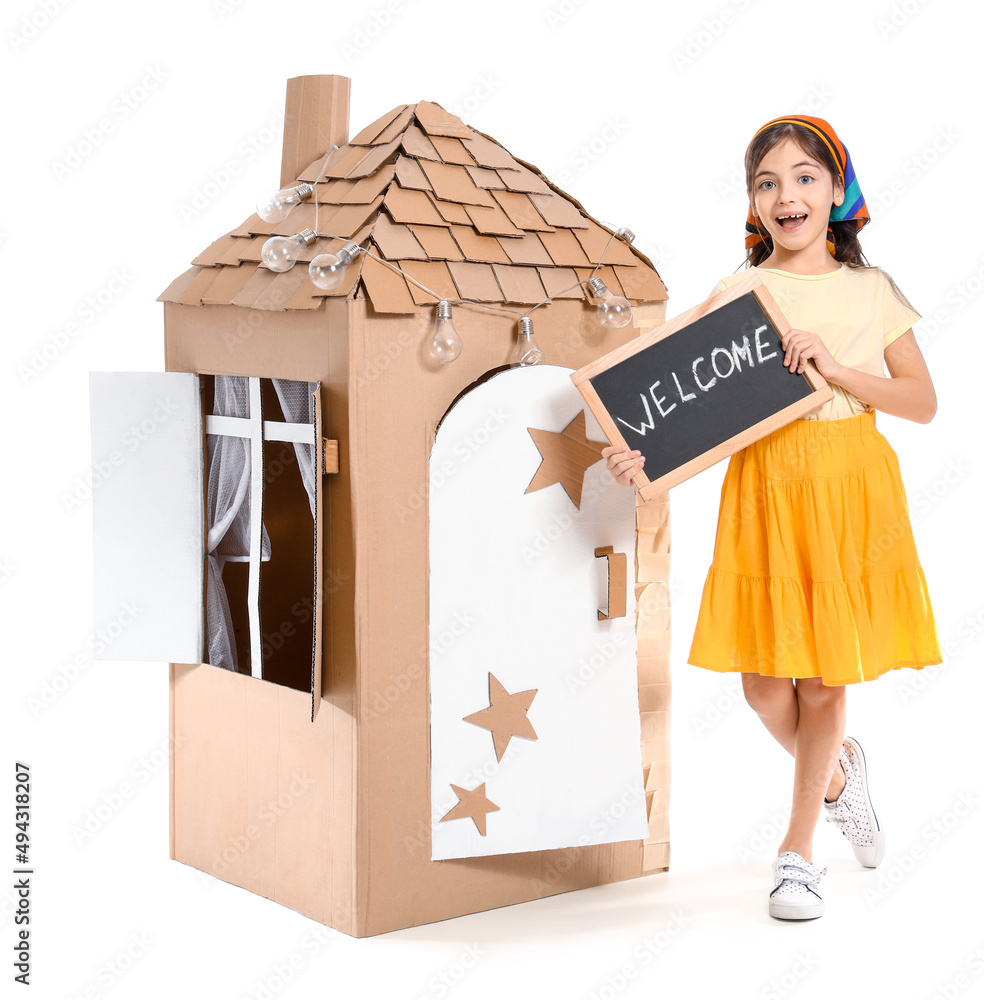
[[777, 213, 807, 230]]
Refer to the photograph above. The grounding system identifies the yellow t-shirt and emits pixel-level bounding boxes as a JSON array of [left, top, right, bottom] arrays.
[[708, 263, 921, 421]]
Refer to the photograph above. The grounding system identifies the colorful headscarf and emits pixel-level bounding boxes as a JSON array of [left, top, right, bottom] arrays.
[[744, 115, 870, 256]]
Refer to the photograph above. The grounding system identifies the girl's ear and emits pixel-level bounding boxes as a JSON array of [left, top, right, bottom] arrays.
[[833, 175, 845, 208]]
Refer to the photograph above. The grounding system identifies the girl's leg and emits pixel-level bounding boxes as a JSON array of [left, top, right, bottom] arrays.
[[741, 673, 798, 753], [776, 677, 847, 862], [741, 673, 847, 816]]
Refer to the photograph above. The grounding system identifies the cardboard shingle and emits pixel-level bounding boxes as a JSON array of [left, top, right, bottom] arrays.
[[495, 233, 553, 266], [491, 264, 547, 304], [463, 203, 524, 237], [314, 178, 357, 204], [359, 253, 417, 313], [348, 104, 409, 145], [384, 185, 448, 227], [217, 239, 250, 266], [528, 191, 589, 230], [394, 157, 433, 192], [200, 263, 260, 304], [193, 235, 239, 267], [283, 275, 326, 309], [446, 261, 502, 302], [414, 100, 472, 139], [319, 194, 384, 240], [157, 265, 202, 303], [298, 154, 332, 183], [425, 193, 472, 226], [398, 259, 459, 304], [371, 214, 429, 260], [253, 268, 312, 310], [373, 105, 417, 145], [575, 266, 625, 299], [230, 266, 279, 309], [322, 142, 377, 178], [537, 228, 593, 268], [341, 163, 395, 204], [491, 190, 556, 232], [400, 123, 441, 160], [572, 222, 640, 266], [459, 131, 520, 169], [165, 97, 667, 314], [612, 264, 669, 302], [234, 234, 273, 263], [270, 204, 318, 237], [497, 163, 552, 195], [537, 266, 585, 300], [230, 214, 263, 238], [448, 225, 512, 264], [174, 267, 222, 306], [417, 160, 496, 207], [464, 165, 506, 189], [428, 135, 477, 165], [407, 224, 464, 260], [347, 138, 402, 179]]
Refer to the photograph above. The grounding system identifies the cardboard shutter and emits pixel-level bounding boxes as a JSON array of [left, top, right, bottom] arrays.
[[89, 371, 324, 721]]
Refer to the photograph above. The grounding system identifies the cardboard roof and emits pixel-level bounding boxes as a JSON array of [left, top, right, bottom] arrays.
[[160, 100, 668, 314]]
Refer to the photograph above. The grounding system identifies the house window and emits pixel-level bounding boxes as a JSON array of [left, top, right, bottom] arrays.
[[202, 374, 319, 695]]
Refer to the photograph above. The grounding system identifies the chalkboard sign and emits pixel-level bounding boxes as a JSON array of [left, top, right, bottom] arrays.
[[571, 273, 832, 500]]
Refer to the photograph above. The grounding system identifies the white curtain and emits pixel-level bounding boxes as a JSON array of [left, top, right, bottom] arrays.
[[204, 376, 270, 671], [204, 377, 316, 672], [273, 379, 318, 518]]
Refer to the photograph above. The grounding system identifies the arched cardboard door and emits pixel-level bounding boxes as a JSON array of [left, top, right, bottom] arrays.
[[429, 365, 649, 860]]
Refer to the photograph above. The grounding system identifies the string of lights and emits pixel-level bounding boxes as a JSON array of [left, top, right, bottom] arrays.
[[254, 146, 639, 365]]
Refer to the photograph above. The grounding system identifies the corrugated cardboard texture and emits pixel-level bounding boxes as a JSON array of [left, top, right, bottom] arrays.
[[165, 293, 670, 936], [159, 100, 667, 314], [166, 298, 359, 932], [348, 298, 668, 934], [162, 79, 671, 937], [280, 75, 351, 189], [635, 492, 671, 869]]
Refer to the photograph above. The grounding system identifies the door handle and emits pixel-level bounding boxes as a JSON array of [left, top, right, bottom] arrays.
[[594, 546, 627, 621]]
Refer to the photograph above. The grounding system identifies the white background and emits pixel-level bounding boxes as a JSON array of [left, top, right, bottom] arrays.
[[2, 1, 981, 998]]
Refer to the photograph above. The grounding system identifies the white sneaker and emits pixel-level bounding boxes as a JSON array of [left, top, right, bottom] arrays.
[[823, 736, 885, 868], [769, 851, 826, 920]]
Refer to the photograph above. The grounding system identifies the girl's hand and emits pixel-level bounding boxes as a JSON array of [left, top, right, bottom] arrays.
[[602, 444, 643, 486], [780, 327, 842, 381]]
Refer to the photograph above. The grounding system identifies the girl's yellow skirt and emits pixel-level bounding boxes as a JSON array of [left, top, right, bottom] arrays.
[[687, 409, 942, 686]]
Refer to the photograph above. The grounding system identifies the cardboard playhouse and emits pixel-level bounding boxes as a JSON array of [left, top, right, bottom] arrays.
[[89, 75, 672, 937]]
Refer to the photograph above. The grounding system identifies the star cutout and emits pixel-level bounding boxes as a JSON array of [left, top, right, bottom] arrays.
[[439, 782, 501, 836], [525, 410, 607, 509], [463, 672, 538, 762]]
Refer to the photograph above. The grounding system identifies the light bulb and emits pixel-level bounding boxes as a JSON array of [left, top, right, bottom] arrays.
[[261, 229, 317, 272], [511, 316, 543, 366], [615, 226, 636, 243], [425, 300, 462, 364], [588, 278, 633, 329], [309, 241, 361, 292], [256, 182, 314, 223]]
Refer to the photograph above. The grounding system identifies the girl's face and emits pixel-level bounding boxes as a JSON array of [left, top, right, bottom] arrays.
[[749, 138, 845, 257]]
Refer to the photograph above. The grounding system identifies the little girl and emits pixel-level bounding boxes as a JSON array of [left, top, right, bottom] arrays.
[[603, 114, 942, 920]]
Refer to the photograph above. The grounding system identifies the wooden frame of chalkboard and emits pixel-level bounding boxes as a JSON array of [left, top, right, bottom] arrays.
[[571, 273, 833, 501]]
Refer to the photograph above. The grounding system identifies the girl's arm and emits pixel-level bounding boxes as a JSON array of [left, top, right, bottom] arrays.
[[782, 328, 937, 424], [828, 329, 937, 424]]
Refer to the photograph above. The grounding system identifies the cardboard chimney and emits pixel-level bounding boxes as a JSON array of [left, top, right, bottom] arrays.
[[89, 75, 672, 936]]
